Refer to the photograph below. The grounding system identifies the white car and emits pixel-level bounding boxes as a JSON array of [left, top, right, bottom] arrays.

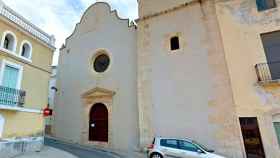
[[147, 137, 226, 158]]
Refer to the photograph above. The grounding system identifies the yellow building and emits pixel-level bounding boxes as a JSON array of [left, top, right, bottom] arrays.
[[0, 1, 55, 157]]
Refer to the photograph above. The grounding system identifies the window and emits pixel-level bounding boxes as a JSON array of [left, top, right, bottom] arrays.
[[239, 117, 265, 157], [3, 65, 20, 89], [4, 34, 15, 50], [179, 140, 199, 152], [93, 53, 110, 73], [274, 122, 280, 146], [261, 31, 280, 80], [2, 31, 17, 52], [20, 41, 32, 59], [0, 60, 23, 90], [0, 60, 23, 106], [4, 37, 9, 49], [170, 36, 180, 51], [256, 0, 276, 11], [160, 139, 179, 149]]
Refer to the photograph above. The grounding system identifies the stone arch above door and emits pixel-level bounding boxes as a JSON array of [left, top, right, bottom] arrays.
[[81, 87, 115, 148], [0, 114, 5, 138]]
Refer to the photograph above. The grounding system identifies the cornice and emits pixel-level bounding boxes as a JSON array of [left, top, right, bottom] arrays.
[[81, 87, 116, 99], [137, 0, 200, 22], [0, 1, 56, 50], [0, 47, 52, 74]]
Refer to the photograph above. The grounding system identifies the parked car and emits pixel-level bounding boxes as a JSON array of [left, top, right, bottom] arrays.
[[147, 137, 226, 158]]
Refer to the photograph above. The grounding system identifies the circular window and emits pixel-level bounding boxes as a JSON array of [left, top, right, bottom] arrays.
[[93, 54, 110, 73]]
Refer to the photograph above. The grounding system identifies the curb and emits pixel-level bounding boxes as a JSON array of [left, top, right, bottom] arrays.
[[45, 136, 122, 158], [12, 147, 79, 158]]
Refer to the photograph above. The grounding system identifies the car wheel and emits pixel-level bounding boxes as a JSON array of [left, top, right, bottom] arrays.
[[150, 153, 162, 158]]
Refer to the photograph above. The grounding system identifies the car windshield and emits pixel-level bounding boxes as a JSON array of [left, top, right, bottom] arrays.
[[192, 141, 211, 152]]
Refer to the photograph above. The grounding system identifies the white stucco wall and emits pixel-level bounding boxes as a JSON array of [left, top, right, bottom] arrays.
[[54, 2, 138, 151], [0, 113, 4, 138], [46, 67, 57, 127], [149, 4, 214, 143], [48, 66, 57, 107]]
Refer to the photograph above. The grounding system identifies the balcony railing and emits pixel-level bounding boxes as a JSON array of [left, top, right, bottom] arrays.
[[0, 86, 25, 107], [255, 62, 280, 82]]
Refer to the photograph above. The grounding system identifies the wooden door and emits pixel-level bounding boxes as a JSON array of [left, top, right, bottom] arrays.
[[239, 117, 265, 158], [89, 103, 108, 142]]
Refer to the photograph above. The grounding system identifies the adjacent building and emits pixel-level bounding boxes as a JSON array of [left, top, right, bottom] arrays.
[[216, 0, 280, 157], [54, 0, 280, 158], [0, 0, 56, 157], [45, 65, 57, 135]]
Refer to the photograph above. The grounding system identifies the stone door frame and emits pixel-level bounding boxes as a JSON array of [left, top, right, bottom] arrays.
[[81, 87, 115, 149]]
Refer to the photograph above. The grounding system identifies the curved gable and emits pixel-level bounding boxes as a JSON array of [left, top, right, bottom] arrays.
[[64, 2, 135, 47]]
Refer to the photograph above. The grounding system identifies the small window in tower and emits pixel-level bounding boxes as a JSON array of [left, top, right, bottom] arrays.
[[170, 36, 180, 51]]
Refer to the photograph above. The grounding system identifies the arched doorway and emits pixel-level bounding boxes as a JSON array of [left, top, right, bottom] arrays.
[[89, 103, 108, 142]]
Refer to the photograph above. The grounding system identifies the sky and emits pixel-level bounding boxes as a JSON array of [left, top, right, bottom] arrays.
[[2, 0, 139, 65]]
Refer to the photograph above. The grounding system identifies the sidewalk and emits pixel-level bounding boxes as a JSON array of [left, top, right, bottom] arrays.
[[126, 152, 146, 158], [14, 146, 78, 158]]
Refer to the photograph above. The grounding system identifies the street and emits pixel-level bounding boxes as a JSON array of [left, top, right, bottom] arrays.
[[44, 138, 120, 158]]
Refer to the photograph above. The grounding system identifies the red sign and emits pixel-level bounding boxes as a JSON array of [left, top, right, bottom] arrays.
[[43, 108, 53, 117]]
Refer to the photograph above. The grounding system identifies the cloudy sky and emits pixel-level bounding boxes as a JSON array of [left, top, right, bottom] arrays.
[[2, 0, 138, 65]]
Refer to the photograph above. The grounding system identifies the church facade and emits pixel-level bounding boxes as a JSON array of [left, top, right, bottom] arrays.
[[53, 0, 280, 158]]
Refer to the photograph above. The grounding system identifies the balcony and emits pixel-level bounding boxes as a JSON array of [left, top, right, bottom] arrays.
[[0, 86, 25, 107], [255, 62, 280, 84]]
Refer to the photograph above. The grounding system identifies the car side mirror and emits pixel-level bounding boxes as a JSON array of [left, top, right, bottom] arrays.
[[207, 149, 215, 153]]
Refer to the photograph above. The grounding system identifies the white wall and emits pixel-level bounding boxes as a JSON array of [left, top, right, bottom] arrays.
[[54, 2, 138, 151], [48, 67, 57, 107]]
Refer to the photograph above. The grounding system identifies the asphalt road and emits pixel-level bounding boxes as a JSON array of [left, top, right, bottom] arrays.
[[44, 137, 120, 158]]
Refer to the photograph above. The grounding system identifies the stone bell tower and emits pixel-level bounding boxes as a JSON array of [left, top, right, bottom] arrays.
[[136, 0, 200, 149], [136, 0, 244, 157]]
